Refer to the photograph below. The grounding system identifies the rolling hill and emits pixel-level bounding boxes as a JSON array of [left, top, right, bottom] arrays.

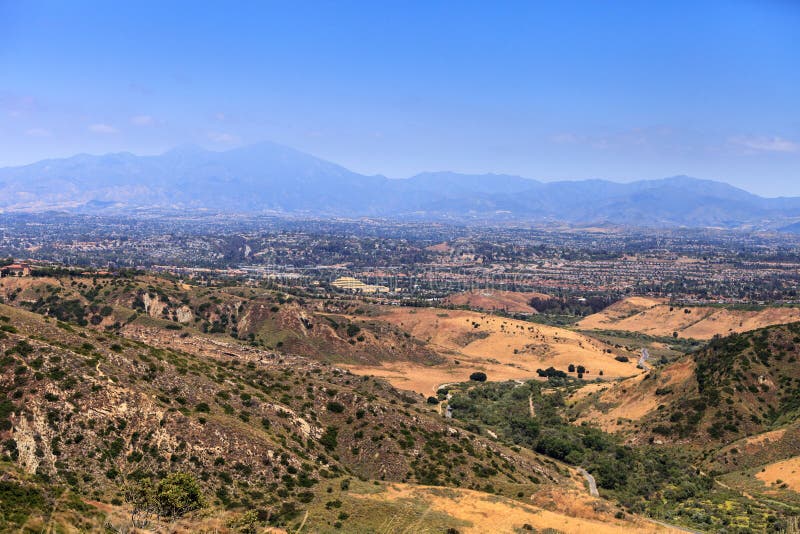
[[4, 277, 644, 532], [571, 321, 800, 461], [578, 297, 800, 340], [5, 270, 800, 531], [0, 274, 640, 398]]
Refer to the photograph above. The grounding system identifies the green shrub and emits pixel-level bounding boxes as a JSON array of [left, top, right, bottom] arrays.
[[346, 324, 361, 337], [326, 401, 345, 413], [320, 426, 338, 451], [0, 481, 45, 526]]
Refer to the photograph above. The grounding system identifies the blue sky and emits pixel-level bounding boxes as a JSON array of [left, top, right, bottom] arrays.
[[1, 0, 798, 196]]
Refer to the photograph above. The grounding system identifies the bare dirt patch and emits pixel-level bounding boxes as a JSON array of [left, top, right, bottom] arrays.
[[745, 428, 787, 448]]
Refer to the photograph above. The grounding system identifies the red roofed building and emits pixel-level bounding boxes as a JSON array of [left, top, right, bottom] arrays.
[[1, 263, 31, 277]]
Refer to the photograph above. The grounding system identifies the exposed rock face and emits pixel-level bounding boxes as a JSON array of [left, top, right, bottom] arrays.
[[13, 405, 54, 475], [141, 292, 166, 318], [176, 305, 194, 323]]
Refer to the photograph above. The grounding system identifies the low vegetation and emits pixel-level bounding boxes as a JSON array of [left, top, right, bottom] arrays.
[[447, 377, 798, 532], [3, 271, 800, 532], [0, 289, 569, 532]]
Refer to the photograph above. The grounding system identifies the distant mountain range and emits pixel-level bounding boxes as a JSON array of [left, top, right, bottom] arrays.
[[1, 141, 799, 228]]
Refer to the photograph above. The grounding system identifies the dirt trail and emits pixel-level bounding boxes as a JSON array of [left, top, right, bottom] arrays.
[[645, 519, 705, 534]]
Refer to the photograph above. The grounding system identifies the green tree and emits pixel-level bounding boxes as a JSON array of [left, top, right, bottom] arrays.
[[156, 472, 204, 519], [124, 471, 203, 526]]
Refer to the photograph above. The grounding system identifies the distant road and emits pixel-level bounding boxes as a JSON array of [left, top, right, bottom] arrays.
[[577, 467, 599, 497], [638, 347, 651, 371], [645, 518, 706, 533]]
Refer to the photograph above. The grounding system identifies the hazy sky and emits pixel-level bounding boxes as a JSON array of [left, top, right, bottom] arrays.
[[1, 1, 798, 196]]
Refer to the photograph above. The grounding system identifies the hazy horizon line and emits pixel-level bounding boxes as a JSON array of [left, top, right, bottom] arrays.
[[5, 140, 794, 199]]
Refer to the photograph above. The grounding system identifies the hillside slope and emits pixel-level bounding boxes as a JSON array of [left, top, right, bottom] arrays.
[[572, 322, 800, 451], [6, 271, 796, 530], [578, 297, 800, 339], [443, 289, 548, 314], [0, 275, 642, 398], [345, 306, 639, 395], [0, 301, 592, 530]]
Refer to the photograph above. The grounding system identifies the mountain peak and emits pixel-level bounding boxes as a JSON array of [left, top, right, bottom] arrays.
[[0, 142, 796, 227]]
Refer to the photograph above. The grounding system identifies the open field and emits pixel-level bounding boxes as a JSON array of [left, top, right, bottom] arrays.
[[757, 457, 800, 493], [346, 307, 640, 395], [578, 297, 800, 339]]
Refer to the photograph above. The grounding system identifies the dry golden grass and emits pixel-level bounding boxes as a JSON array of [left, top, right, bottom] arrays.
[[745, 428, 787, 447], [578, 298, 800, 340], [0, 275, 63, 296], [353, 483, 678, 534], [345, 359, 547, 396], [756, 456, 800, 493], [345, 307, 638, 395], [571, 358, 695, 433], [87, 499, 289, 533]]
